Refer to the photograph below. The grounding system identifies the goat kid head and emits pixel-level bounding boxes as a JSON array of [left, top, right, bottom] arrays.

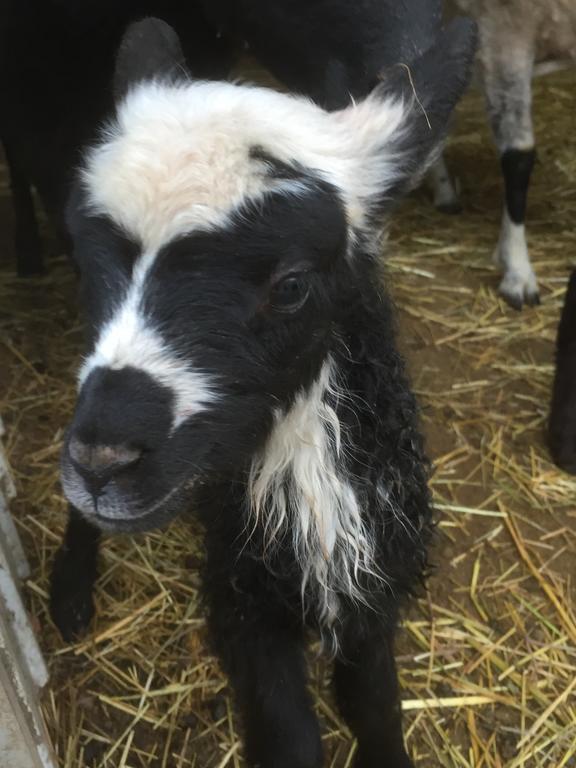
[[62, 17, 476, 532]]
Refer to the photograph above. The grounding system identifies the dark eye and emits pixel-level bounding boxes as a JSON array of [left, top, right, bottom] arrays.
[[269, 274, 310, 312]]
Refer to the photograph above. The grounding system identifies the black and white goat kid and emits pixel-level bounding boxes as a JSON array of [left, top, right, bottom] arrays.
[[49, 18, 476, 768]]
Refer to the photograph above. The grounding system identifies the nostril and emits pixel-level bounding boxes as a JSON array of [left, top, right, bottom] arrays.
[[68, 436, 142, 478]]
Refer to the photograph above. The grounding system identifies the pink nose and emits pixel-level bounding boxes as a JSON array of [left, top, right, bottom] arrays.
[[68, 436, 142, 476]]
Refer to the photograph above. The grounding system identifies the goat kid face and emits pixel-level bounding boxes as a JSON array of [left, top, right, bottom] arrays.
[[63, 177, 346, 531], [61, 18, 476, 532]]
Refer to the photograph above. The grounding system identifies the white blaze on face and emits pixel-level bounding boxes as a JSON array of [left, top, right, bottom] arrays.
[[78, 250, 216, 429]]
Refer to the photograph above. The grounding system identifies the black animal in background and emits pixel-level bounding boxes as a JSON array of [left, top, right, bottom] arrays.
[[48, 14, 477, 768], [0, 0, 234, 276], [549, 270, 576, 475], [205, 0, 443, 109], [1, 0, 445, 277]]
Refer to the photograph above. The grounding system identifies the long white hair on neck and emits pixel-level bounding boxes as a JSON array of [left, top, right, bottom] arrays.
[[248, 358, 387, 643]]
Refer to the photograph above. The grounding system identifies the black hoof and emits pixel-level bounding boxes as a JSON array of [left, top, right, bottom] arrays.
[[499, 288, 541, 311], [499, 290, 524, 312], [49, 548, 96, 641]]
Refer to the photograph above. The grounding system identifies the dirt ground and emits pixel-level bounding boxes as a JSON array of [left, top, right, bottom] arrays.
[[0, 70, 575, 768]]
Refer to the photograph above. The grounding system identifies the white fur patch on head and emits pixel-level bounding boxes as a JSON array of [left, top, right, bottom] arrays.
[[248, 359, 386, 642], [82, 79, 408, 250]]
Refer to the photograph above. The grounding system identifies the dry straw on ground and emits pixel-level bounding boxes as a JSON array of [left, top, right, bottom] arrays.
[[0, 70, 575, 767]]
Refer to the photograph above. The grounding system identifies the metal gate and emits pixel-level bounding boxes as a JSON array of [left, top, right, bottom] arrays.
[[0, 417, 56, 767]]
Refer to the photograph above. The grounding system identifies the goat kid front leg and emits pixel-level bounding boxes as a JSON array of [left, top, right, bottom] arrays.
[[334, 616, 413, 768], [49, 504, 100, 641], [205, 566, 322, 768], [482, 37, 538, 309]]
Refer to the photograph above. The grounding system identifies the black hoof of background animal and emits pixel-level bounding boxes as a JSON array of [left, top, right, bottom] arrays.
[[436, 200, 463, 215], [499, 290, 524, 312], [49, 549, 96, 641], [499, 289, 540, 311]]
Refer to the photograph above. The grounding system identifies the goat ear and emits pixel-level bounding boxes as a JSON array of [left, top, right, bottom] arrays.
[[113, 18, 188, 102], [339, 17, 477, 210]]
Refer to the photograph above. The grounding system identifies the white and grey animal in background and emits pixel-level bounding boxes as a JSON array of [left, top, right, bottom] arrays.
[[432, 0, 576, 309]]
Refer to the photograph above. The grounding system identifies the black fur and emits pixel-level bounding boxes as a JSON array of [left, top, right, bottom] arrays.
[[49, 506, 100, 642], [548, 270, 576, 475], [370, 16, 477, 207], [204, 0, 444, 109], [113, 17, 187, 100], [501, 148, 536, 225], [0, 0, 234, 275], [2, 0, 468, 274], [2, 139, 44, 276]]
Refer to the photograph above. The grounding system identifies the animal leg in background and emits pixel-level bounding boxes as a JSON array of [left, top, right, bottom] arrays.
[[483, 40, 538, 309], [49, 505, 101, 641], [334, 614, 413, 768], [427, 153, 462, 214], [3, 139, 44, 276]]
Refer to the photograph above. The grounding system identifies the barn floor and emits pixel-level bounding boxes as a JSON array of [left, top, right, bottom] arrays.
[[1, 70, 575, 768]]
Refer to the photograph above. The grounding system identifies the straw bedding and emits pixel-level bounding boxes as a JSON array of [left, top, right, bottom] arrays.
[[0, 70, 575, 767]]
